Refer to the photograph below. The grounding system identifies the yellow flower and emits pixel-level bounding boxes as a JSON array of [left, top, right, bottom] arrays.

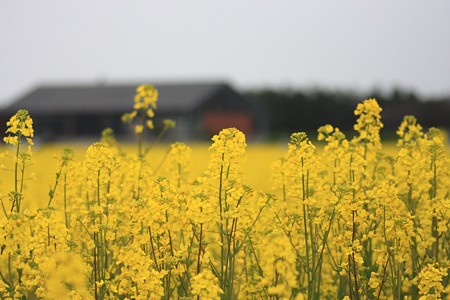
[[397, 115, 423, 146], [121, 111, 137, 123], [415, 263, 448, 298], [146, 120, 154, 130], [147, 109, 155, 118], [85, 142, 116, 172], [135, 124, 144, 134], [353, 98, 383, 148], [135, 84, 158, 109], [191, 269, 223, 299], [163, 118, 176, 129], [3, 110, 34, 145]]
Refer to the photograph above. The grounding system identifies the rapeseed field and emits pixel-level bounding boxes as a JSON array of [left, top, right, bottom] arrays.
[[0, 84, 448, 299]]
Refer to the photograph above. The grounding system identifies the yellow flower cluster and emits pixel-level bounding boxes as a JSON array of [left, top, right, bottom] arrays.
[[415, 263, 448, 299], [191, 269, 223, 299], [134, 84, 158, 110], [122, 84, 158, 136], [1, 93, 449, 299], [3, 109, 34, 146], [353, 98, 383, 149]]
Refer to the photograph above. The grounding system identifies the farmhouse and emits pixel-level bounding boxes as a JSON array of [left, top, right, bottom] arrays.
[[1, 82, 264, 142]]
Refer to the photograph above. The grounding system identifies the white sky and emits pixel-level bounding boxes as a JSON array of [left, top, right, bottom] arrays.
[[1, 0, 450, 106]]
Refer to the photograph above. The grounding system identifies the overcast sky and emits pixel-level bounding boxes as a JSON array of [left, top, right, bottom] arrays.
[[1, 1, 449, 106]]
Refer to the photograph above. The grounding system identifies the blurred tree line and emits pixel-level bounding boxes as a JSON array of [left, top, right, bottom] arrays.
[[245, 87, 450, 140]]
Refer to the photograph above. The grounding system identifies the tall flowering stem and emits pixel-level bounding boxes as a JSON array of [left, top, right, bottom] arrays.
[[121, 84, 158, 158], [207, 128, 247, 298], [3, 110, 34, 214]]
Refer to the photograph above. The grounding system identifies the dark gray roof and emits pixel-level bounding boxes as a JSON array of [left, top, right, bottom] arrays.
[[3, 82, 229, 115]]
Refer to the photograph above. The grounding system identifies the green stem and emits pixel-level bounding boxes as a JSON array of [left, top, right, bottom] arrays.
[[8, 253, 14, 297], [197, 223, 203, 276], [218, 153, 225, 287], [138, 132, 143, 158], [348, 254, 353, 300], [431, 160, 439, 260], [351, 211, 359, 300], [64, 173, 69, 228], [47, 172, 61, 207], [18, 156, 26, 212], [14, 135, 21, 213], [0, 198, 9, 219], [148, 227, 161, 272], [144, 126, 169, 157], [376, 254, 390, 300], [300, 157, 312, 298], [93, 239, 99, 300]]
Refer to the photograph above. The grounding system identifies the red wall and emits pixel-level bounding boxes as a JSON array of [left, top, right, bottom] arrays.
[[202, 111, 254, 134]]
